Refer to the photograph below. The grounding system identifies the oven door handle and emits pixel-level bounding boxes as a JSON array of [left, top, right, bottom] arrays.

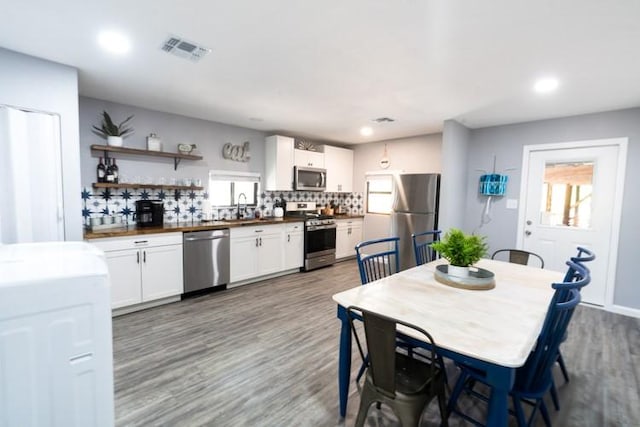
[[307, 224, 337, 231]]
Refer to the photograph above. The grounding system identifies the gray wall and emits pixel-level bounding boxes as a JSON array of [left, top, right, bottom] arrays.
[[462, 107, 640, 309], [0, 48, 82, 240], [79, 97, 268, 189], [440, 119, 471, 232], [352, 133, 442, 192]]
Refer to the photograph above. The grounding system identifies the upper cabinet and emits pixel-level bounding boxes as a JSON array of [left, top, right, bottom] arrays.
[[264, 135, 295, 191], [264, 135, 352, 192], [294, 149, 324, 168], [324, 145, 354, 193]]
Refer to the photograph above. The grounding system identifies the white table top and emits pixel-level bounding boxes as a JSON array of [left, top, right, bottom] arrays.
[[332, 259, 563, 368]]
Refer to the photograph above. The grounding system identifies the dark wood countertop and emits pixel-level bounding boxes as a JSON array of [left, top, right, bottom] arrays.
[[84, 217, 304, 239]]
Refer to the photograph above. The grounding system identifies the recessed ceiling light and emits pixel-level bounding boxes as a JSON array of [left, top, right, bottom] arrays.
[[360, 126, 373, 136], [533, 77, 559, 94], [98, 30, 131, 54]]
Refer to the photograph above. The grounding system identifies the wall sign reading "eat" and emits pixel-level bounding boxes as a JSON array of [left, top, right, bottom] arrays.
[[222, 141, 250, 162]]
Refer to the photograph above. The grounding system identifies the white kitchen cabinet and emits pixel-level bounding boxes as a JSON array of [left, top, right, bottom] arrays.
[[336, 218, 363, 259], [90, 233, 183, 310], [324, 145, 354, 193], [294, 148, 324, 168], [283, 222, 304, 270], [264, 135, 294, 191], [230, 224, 285, 285]]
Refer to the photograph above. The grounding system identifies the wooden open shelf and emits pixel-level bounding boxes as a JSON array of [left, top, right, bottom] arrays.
[[90, 144, 203, 170], [92, 183, 204, 191]]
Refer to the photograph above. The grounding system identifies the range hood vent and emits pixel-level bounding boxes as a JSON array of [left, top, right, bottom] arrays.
[[161, 35, 211, 62]]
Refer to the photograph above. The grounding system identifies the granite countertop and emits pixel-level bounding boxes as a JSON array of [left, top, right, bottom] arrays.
[[84, 217, 304, 239]]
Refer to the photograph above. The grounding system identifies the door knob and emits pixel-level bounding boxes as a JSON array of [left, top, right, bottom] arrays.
[[526, 220, 532, 225], [525, 230, 532, 236]]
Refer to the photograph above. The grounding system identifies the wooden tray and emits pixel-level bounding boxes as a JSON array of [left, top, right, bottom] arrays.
[[434, 265, 495, 290]]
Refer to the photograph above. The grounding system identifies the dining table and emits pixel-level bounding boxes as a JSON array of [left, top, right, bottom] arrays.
[[332, 258, 564, 426]]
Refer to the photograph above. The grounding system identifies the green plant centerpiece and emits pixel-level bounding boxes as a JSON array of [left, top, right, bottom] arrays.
[[92, 111, 134, 147], [431, 228, 488, 277]]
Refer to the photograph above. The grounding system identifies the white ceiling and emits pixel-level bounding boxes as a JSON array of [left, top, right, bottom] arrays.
[[2, 0, 639, 144]]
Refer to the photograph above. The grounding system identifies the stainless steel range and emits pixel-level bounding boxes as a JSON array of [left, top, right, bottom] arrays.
[[285, 202, 336, 271]]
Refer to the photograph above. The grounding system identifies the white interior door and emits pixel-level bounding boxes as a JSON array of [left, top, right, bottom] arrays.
[[518, 139, 627, 306]]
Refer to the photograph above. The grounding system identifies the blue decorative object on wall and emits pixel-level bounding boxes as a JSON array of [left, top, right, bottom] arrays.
[[479, 174, 508, 196]]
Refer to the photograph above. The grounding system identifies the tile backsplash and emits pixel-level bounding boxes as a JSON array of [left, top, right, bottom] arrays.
[[82, 187, 364, 225]]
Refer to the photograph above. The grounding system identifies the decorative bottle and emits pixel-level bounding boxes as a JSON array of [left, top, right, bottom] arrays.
[[111, 159, 119, 184], [105, 159, 115, 183], [97, 157, 106, 183]]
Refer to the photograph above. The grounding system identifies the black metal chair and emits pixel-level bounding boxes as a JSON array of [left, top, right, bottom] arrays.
[[347, 306, 449, 427], [491, 249, 545, 268], [411, 230, 441, 266], [355, 237, 400, 284]]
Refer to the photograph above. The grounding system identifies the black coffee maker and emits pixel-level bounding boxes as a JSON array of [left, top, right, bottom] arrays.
[[135, 200, 164, 227]]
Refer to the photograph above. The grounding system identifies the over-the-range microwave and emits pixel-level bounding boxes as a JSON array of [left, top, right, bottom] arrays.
[[294, 166, 326, 191]]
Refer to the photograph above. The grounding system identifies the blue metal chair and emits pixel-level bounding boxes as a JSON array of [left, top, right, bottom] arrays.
[[355, 237, 400, 285], [554, 247, 596, 394], [447, 261, 588, 427], [354, 237, 401, 382], [411, 230, 441, 266]]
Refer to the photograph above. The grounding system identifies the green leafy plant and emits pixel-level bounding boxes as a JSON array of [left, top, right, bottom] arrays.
[[430, 228, 488, 267], [92, 111, 134, 138]]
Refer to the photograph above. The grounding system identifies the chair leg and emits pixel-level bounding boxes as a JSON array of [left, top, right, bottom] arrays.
[[355, 384, 375, 427], [550, 379, 560, 411], [540, 400, 552, 427], [437, 389, 449, 427], [446, 369, 468, 415], [557, 350, 570, 383], [512, 395, 527, 427]]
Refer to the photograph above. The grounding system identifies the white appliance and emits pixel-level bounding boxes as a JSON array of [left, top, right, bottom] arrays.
[[0, 105, 65, 243], [0, 242, 114, 427]]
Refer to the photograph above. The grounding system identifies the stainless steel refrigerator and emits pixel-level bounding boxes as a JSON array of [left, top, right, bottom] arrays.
[[391, 173, 440, 271]]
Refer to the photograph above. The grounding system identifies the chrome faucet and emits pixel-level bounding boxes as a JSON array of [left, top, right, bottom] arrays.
[[237, 193, 247, 219]]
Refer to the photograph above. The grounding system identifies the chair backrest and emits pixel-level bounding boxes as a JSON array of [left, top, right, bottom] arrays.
[[516, 286, 582, 392], [411, 230, 441, 266], [346, 305, 439, 397], [355, 237, 400, 285], [562, 246, 596, 282], [554, 259, 591, 302], [491, 249, 544, 268]]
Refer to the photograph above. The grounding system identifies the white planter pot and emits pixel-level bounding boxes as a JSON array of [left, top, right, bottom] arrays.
[[107, 136, 123, 147], [448, 265, 470, 278]]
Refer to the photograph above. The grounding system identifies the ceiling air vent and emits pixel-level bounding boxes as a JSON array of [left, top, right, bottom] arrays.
[[161, 35, 211, 62], [372, 117, 395, 123]]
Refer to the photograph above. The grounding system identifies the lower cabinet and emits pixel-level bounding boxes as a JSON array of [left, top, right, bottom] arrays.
[[90, 233, 183, 310], [230, 222, 304, 286], [336, 218, 363, 259], [283, 223, 304, 270]]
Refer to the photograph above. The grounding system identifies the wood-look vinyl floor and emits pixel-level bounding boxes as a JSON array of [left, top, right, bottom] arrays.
[[112, 260, 640, 426]]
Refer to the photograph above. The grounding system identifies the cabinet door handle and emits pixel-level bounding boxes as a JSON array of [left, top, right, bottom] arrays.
[[134, 240, 148, 245], [287, 234, 290, 242], [137, 252, 140, 264], [143, 250, 146, 263], [255, 238, 259, 247], [259, 237, 262, 246]]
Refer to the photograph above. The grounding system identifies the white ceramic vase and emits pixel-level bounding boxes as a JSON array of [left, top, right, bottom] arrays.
[[448, 265, 470, 278], [107, 136, 123, 147]]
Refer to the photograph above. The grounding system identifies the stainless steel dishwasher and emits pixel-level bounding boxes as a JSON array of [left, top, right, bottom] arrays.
[[183, 229, 230, 294]]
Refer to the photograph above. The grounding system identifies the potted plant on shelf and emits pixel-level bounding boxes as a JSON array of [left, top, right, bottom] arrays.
[[92, 111, 134, 147], [431, 228, 488, 278]]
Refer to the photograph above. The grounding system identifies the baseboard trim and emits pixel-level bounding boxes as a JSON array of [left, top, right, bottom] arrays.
[[608, 304, 640, 319]]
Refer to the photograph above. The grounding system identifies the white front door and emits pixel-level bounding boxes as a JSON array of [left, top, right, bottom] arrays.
[[517, 138, 627, 306]]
